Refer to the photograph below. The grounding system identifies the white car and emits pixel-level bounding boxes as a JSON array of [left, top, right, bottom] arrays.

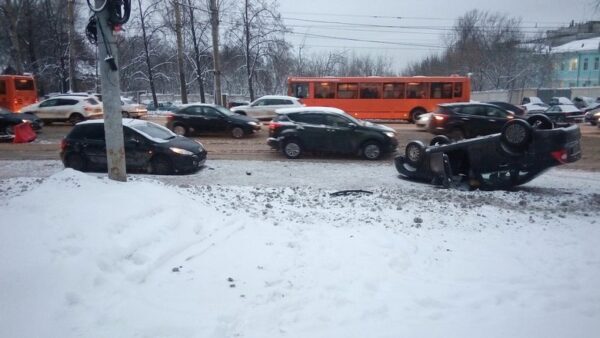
[[21, 95, 103, 125], [416, 112, 432, 129], [230, 95, 303, 120], [121, 98, 148, 118]]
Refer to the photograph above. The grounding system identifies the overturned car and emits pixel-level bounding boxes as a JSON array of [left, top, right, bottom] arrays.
[[395, 115, 581, 190]]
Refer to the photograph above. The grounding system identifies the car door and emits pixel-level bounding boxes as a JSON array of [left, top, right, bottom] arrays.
[[177, 106, 201, 132], [123, 126, 152, 170], [322, 114, 355, 153], [201, 106, 228, 132], [483, 106, 511, 134], [290, 113, 327, 151], [456, 105, 488, 137], [35, 98, 60, 120], [247, 98, 269, 119], [81, 124, 107, 167]]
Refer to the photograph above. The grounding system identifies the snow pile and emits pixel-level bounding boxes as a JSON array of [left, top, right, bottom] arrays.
[[1, 168, 599, 338]]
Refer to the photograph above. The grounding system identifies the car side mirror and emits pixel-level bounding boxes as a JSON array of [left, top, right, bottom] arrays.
[[348, 122, 357, 129]]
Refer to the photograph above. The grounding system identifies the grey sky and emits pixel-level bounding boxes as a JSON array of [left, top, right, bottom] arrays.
[[277, 0, 594, 72]]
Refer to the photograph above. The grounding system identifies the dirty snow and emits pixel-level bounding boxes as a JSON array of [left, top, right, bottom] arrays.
[[0, 160, 599, 338]]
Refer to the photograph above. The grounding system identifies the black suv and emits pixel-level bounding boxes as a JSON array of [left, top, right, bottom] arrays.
[[267, 107, 398, 160], [60, 119, 207, 174], [427, 103, 517, 140], [166, 104, 261, 138]]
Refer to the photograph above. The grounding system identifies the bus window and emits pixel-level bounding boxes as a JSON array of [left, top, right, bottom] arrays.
[[359, 83, 381, 99], [290, 83, 308, 98], [383, 83, 405, 99], [337, 83, 358, 99], [407, 83, 428, 99], [315, 82, 335, 98], [431, 82, 453, 99], [454, 83, 463, 98], [15, 78, 35, 91]]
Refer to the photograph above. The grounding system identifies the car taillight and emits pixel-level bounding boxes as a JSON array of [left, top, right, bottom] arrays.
[[84, 106, 92, 112], [551, 149, 568, 164], [166, 113, 175, 121], [60, 138, 67, 150], [433, 114, 447, 121], [269, 121, 282, 130]]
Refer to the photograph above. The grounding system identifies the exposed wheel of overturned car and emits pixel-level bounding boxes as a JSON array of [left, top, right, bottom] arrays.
[[500, 119, 532, 154], [526, 114, 553, 130], [405, 140, 426, 166], [430, 135, 452, 146]]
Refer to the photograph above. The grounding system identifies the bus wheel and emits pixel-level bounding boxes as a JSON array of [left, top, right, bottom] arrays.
[[410, 108, 426, 123]]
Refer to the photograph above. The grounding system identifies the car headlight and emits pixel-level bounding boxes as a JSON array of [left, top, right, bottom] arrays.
[[384, 131, 395, 138], [170, 147, 194, 155], [247, 121, 259, 126], [22, 119, 30, 123]]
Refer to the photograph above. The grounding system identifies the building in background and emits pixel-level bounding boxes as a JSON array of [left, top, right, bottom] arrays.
[[551, 37, 600, 88]]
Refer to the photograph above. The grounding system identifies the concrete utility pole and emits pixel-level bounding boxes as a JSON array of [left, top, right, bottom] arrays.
[[173, 0, 188, 104], [96, 0, 127, 182], [209, 0, 222, 105], [67, 0, 77, 92]]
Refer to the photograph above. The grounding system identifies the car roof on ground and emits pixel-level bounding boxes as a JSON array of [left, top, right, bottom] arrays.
[[275, 106, 346, 115]]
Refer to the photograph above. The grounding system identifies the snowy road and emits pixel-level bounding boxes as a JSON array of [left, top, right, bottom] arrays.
[[1, 160, 599, 337]]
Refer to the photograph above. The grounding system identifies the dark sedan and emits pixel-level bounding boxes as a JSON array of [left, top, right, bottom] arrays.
[[166, 104, 261, 138], [427, 103, 518, 140], [60, 119, 207, 174], [396, 116, 581, 190]]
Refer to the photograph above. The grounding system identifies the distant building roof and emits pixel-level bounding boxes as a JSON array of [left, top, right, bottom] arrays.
[[552, 37, 600, 53]]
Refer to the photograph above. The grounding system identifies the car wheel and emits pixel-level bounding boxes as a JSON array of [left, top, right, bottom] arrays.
[[410, 108, 426, 124], [283, 139, 302, 159], [591, 120, 597, 126], [122, 111, 130, 118], [526, 114, 553, 130], [449, 128, 465, 141], [68, 113, 85, 125], [172, 124, 188, 136], [500, 119, 532, 151], [151, 155, 173, 175], [362, 141, 382, 160], [405, 140, 426, 166], [429, 135, 452, 146], [65, 153, 87, 172], [231, 126, 244, 139]]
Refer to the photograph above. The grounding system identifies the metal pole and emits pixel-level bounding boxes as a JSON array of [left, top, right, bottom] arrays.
[[96, 0, 127, 182]]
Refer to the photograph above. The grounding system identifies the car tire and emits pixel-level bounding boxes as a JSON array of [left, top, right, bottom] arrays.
[[172, 124, 188, 136], [282, 139, 302, 159], [449, 128, 465, 141], [410, 108, 426, 124], [68, 113, 85, 125], [231, 126, 244, 139], [362, 141, 382, 160], [65, 153, 87, 172], [405, 140, 426, 167], [526, 114, 553, 130], [591, 120, 597, 126], [500, 119, 532, 152], [122, 111, 130, 118], [151, 155, 173, 175], [430, 135, 452, 146]]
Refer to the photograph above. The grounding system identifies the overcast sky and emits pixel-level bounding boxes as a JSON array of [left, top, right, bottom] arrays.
[[277, 0, 594, 72]]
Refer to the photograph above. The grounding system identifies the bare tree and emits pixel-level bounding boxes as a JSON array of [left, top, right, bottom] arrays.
[[173, 0, 188, 103]]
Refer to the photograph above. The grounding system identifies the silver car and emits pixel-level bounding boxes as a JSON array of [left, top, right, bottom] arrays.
[[230, 95, 303, 120]]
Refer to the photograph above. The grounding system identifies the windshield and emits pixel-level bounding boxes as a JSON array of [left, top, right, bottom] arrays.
[[130, 121, 175, 140], [214, 105, 236, 116], [122, 98, 134, 105]]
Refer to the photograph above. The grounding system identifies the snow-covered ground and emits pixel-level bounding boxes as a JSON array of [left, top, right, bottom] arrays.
[[1, 160, 599, 338]]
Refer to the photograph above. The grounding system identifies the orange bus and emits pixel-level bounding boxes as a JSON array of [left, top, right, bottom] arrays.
[[0, 74, 38, 113], [287, 75, 470, 122]]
